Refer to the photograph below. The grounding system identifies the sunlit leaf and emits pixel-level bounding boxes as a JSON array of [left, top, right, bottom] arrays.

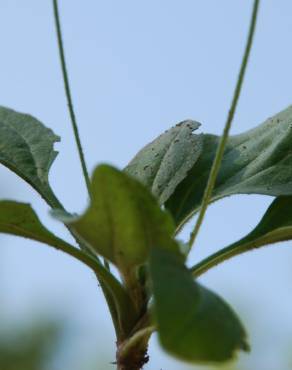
[[67, 165, 176, 271], [0, 107, 61, 207], [150, 247, 249, 363], [125, 120, 203, 204], [166, 106, 292, 227]]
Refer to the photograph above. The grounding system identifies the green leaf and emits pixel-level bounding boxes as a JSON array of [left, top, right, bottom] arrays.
[[237, 196, 292, 246], [67, 164, 176, 271], [0, 200, 137, 339], [0, 107, 61, 208], [166, 106, 292, 227], [191, 196, 292, 277], [125, 120, 203, 204], [0, 200, 68, 247], [149, 247, 249, 363]]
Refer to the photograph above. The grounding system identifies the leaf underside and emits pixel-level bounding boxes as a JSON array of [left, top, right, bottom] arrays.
[[0, 106, 61, 208], [125, 120, 203, 204], [149, 247, 249, 363]]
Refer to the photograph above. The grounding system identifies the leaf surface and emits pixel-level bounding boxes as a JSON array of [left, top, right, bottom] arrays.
[[0, 107, 60, 207], [67, 165, 176, 271], [125, 120, 203, 204], [166, 106, 292, 227], [149, 247, 249, 363]]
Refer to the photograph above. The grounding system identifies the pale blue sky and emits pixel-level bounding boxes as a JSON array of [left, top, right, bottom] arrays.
[[0, 1, 292, 369]]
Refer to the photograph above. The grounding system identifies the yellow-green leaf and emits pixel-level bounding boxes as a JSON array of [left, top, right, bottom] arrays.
[[68, 165, 176, 271]]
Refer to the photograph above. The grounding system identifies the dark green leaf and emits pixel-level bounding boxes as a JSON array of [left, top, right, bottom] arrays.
[[0, 107, 61, 207], [125, 120, 203, 204], [238, 196, 292, 246], [192, 196, 292, 277], [150, 247, 249, 363], [166, 106, 292, 227], [67, 164, 176, 271]]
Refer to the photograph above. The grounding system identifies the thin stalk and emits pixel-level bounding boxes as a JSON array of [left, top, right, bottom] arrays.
[[52, 1, 111, 272], [52, 0, 91, 195], [188, 0, 260, 248]]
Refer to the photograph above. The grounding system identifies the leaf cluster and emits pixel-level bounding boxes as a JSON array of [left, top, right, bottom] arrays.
[[1, 104, 292, 366]]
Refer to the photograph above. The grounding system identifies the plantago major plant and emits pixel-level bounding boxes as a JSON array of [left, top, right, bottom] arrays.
[[2, 1, 292, 369]]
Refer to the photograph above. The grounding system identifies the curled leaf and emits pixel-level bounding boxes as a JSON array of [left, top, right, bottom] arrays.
[[0, 107, 61, 208], [125, 120, 203, 204], [166, 106, 292, 227]]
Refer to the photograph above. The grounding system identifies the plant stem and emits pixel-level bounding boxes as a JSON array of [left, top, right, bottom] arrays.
[[118, 326, 154, 359], [52, 0, 91, 195], [116, 335, 150, 370], [188, 0, 260, 249]]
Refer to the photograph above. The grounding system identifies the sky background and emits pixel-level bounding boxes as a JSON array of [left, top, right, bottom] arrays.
[[0, 1, 292, 369]]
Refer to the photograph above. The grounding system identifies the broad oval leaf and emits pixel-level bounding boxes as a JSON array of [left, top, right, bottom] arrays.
[[67, 164, 176, 271], [192, 196, 292, 277], [150, 247, 249, 363], [166, 106, 292, 227], [0, 107, 61, 207], [125, 120, 203, 204]]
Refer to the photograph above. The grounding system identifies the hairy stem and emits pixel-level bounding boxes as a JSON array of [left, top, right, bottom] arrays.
[[52, 0, 91, 195], [116, 334, 150, 370], [188, 0, 260, 248]]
